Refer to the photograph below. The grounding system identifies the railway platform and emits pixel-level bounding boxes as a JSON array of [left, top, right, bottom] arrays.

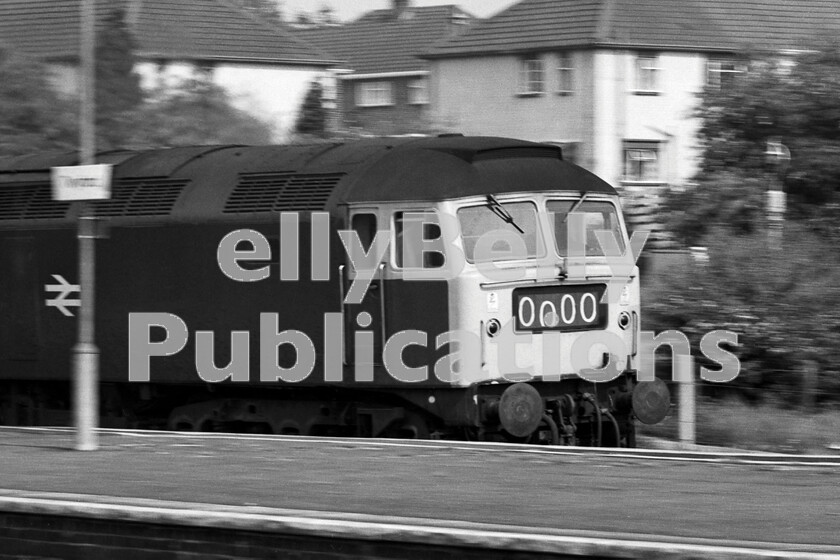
[[1, 427, 839, 559]]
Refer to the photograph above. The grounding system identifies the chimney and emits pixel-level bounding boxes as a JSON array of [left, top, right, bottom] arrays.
[[393, 0, 411, 19]]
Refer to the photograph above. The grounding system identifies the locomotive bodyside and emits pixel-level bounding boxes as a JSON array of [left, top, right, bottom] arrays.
[[0, 136, 665, 444]]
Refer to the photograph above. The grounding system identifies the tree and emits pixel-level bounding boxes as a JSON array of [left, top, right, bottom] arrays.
[[290, 4, 336, 29], [294, 81, 326, 138], [666, 44, 840, 244], [651, 43, 840, 404], [0, 48, 76, 156], [120, 76, 274, 149], [232, 0, 285, 27], [695, 45, 840, 203], [95, 7, 143, 150]]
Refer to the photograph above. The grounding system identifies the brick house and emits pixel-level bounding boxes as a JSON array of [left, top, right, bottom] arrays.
[[295, 0, 473, 135]]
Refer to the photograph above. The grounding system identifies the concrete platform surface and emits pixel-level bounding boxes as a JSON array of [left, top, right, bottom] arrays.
[[1, 428, 839, 553]]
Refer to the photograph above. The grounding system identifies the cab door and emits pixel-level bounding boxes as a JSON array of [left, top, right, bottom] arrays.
[[342, 208, 384, 371]]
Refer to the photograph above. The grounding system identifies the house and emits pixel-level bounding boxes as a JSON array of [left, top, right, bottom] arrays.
[[423, 0, 840, 242], [0, 0, 337, 141], [294, 0, 473, 135]]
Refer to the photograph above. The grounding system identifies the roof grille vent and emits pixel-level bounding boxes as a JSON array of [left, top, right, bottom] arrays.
[[224, 172, 343, 213], [93, 177, 187, 217], [0, 183, 70, 220]]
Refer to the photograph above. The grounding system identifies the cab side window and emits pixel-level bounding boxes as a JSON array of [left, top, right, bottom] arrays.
[[351, 213, 377, 252], [393, 211, 444, 269]]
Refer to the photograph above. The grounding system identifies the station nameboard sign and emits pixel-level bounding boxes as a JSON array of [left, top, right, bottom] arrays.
[[51, 164, 112, 201]]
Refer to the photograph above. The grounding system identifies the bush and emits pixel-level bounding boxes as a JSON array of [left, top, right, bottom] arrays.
[[643, 222, 840, 405], [660, 171, 772, 246], [0, 48, 76, 155], [640, 397, 840, 453], [119, 78, 274, 149]]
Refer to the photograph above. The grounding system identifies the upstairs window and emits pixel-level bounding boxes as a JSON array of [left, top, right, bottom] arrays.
[[518, 54, 545, 95], [556, 52, 575, 94], [623, 141, 661, 183], [407, 78, 429, 105], [634, 55, 660, 93], [356, 81, 393, 107], [706, 59, 743, 90]]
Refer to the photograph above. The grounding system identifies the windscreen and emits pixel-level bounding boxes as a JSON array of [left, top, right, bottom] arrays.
[[457, 201, 541, 262], [548, 200, 626, 256]]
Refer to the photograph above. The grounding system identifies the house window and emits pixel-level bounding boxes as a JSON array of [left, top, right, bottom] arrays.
[[623, 141, 661, 182], [408, 78, 429, 105], [634, 55, 660, 93], [706, 59, 742, 90], [356, 81, 394, 107], [518, 54, 545, 95], [556, 52, 574, 94]]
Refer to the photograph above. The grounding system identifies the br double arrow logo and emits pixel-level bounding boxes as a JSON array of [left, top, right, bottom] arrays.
[[45, 274, 81, 317]]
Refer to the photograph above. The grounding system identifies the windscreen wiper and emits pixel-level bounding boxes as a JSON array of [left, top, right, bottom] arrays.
[[559, 191, 588, 224], [486, 194, 525, 234]]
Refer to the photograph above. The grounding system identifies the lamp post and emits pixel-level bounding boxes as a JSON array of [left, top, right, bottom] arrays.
[[764, 138, 790, 249], [75, 0, 99, 451]]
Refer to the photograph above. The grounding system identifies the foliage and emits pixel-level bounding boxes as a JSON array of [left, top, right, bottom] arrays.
[[659, 170, 774, 246], [664, 45, 840, 245], [639, 397, 840, 453], [689, 45, 840, 216], [290, 4, 337, 28], [95, 7, 143, 150], [119, 77, 274, 149], [231, 0, 285, 27], [294, 81, 326, 138], [0, 48, 77, 156], [642, 224, 840, 405]]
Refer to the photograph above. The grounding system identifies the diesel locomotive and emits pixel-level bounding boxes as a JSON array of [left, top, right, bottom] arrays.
[[0, 135, 669, 445]]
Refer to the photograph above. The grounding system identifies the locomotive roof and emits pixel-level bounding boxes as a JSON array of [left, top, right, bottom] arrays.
[[0, 136, 617, 223]]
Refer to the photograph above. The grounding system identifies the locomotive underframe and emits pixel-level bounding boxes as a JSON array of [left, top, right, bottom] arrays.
[[0, 369, 637, 446]]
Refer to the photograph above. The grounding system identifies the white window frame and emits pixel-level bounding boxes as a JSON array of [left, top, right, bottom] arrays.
[[356, 81, 394, 107], [633, 55, 660, 94], [407, 77, 429, 105], [517, 54, 545, 96], [556, 52, 574, 94], [623, 141, 662, 183]]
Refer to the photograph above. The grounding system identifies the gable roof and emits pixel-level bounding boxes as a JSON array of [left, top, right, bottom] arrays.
[[294, 5, 473, 75], [0, 0, 335, 65], [424, 0, 840, 58]]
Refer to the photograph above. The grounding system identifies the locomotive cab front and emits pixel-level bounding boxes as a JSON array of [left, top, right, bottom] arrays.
[[340, 137, 663, 445], [445, 191, 643, 445]]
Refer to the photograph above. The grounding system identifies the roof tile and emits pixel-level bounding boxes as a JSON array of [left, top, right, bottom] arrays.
[[294, 5, 473, 74], [0, 0, 334, 65], [425, 0, 840, 57]]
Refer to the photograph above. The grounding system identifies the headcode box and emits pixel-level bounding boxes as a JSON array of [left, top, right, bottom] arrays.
[[51, 164, 112, 201]]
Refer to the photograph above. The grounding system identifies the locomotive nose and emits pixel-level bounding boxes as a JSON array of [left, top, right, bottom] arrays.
[[498, 382, 544, 438]]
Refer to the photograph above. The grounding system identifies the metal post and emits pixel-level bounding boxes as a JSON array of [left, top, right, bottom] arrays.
[[74, 0, 99, 451], [765, 140, 790, 250], [676, 354, 695, 448]]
